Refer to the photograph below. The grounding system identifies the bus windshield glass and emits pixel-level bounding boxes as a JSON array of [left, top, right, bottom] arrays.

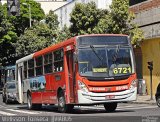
[[78, 36, 134, 78]]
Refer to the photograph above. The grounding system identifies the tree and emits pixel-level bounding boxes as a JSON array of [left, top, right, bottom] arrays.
[[0, 3, 18, 66], [2, 0, 45, 36], [70, 2, 108, 35], [15, 11, 59, 58], [45, 11, 59, 30], [16, 23, 53, 57], [0, 3, 17, 44], [69, 1, 143, 47], [56, 25, 73, 43], [94, 0, 143, 47], [0, 0, 45, 65]]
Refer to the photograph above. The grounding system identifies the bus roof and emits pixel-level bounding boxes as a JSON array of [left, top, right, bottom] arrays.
[[33, 36, 76, 57], [77, 34, 128, 38], [16, 54, 33, 64]]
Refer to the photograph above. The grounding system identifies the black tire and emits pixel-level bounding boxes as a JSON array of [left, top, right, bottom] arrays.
[[104, 103, 117, 112], [156, 96, 160, 107], [27, 94, 42, 110], [58, 91, 74, 113], [5, 96, 9, 104]]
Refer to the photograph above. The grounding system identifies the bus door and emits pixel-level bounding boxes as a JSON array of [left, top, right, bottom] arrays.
[[17, 64, 23, 103], [66, 46, 75, 103]]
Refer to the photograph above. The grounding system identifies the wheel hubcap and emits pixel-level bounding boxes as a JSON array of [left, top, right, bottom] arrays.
[[28, 96, 31, 108], [59, 97, 64, 107]]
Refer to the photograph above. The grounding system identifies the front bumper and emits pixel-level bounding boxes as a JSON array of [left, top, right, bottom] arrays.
[[77, 87, 137, 104]]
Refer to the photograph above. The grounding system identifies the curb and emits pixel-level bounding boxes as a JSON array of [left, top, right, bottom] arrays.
[[130, 102, 156, 105], [129, 100, 157, 105]]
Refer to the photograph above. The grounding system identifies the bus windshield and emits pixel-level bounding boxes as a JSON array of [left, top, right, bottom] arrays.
[[78, 46, 134, 78]]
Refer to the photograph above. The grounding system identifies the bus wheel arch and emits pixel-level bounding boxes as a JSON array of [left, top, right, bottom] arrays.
[[27, 90, 31, 97], [57, 87, 63, 99], [57, 87, 74, 113], [27, 90, 42, 110]]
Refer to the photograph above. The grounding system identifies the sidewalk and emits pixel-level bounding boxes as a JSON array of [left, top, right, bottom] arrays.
[[131, 94, 156, 105]]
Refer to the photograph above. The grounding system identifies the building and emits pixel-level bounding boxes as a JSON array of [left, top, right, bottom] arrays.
[[34, 0, 68, 14], [53, 0, 112, 28], [0, 0, 68, 14], [129, 0, 160, 95]]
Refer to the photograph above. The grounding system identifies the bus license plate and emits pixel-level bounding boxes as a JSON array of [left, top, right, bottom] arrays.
[[105, 95, 115, 100]]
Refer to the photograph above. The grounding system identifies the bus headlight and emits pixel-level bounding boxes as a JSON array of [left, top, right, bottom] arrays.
[[78, 80, 88, 93], [130, 79, 137, 90]]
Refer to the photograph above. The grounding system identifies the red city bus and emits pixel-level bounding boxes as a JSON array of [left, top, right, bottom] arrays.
[[16, 34, 137, 113]]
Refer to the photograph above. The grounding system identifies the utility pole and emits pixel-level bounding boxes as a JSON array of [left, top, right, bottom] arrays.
[[22, 3, 31, 27], [29, 4, 31, 27]]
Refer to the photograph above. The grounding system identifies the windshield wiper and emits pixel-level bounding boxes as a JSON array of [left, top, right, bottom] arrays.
[[112, 45, 120, 62], [90, 45, 104, 66]]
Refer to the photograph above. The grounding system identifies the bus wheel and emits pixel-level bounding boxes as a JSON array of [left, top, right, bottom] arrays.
[[58, 91, 74, 113], [27, 94, 33, 110], [104, 103, 117, 112]]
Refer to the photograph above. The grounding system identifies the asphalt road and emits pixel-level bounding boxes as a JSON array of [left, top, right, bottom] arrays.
[[0, 94, 159, 122]]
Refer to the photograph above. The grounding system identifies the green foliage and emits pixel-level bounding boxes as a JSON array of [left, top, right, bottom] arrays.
[[56, 25, 73, 43], [70, 2, 108, 35], [0, 3, 17, 66], [16, 24, 50, 57], [2, 0, 45, 36], [129, 25, 144, 47], [0, 8, 17, 43], [70, 0, 143, 47], [0, 0, 45, 65], [110, 0, 144, 46], [109, 0, 130, 34], [45, 11, 59, 30], [15, 11, 59, 58], [94, 0, 144, 46]]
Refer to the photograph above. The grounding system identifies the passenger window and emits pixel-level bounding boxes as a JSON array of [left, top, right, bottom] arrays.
[[24, 61, 27, 79], [35, 56, 43, 76], [28, 59, 34, 77], [44, 53, 53, 74], [54, 49, 63, 72]]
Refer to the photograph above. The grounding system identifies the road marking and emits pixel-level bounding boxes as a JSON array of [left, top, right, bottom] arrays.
[[0, 105, 7, 108], [0, 110, 16, 116], [6, 109, 41, 115]]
